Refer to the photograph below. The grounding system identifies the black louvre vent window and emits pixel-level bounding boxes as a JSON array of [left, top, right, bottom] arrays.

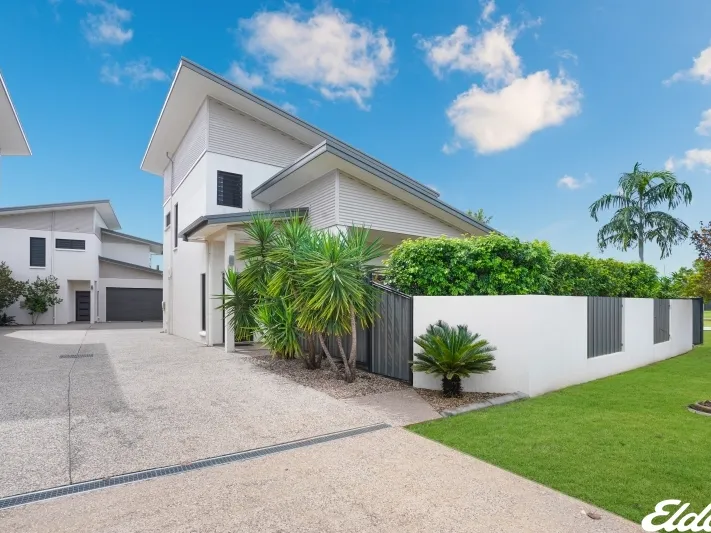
[[165, 211, 171, 228], [217, 171, 243, 208], [56, 239, 86, 250], [30, 237, 46, 267]]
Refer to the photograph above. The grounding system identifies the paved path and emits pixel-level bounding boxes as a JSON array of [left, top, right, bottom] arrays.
[[0, 325, 641, 532], [0, 324, 379, 497], [0, 428, 640, 532]]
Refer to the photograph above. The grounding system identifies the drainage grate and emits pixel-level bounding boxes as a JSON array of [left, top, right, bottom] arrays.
[[0, 423, 390, 509], [59, 354, 94, 359]]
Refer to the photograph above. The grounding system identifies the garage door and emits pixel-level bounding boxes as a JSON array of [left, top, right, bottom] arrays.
[[106, 288, 162, 322]]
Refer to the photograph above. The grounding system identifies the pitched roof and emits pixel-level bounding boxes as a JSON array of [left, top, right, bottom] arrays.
[[98, 256, 162, 276], [0, 200, 120, 229], [101, 228, 163, 254], [0, 71, 30, 156], [140, 58, 439, 201]]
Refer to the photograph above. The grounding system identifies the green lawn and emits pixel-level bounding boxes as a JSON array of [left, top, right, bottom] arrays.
[[409, 342, 711, 523]]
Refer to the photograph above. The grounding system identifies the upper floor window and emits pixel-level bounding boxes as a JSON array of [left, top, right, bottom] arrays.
[[30, 237, 46, 267], [165, 211, 171, 229], [56, 238, 86, 250], [217, 171, 243, 208]]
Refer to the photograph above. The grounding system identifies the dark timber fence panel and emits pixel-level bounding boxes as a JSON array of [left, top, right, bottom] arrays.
[[693, 298, 704, 345], [587, 297, 624, 358], [370, 283, 413, 383], [653, 299, 671, 344]]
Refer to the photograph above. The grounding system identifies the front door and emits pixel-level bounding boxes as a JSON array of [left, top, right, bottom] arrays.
[[75, 291, 90, 322]]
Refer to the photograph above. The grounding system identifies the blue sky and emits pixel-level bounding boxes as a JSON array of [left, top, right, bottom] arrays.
[[2, 0, 711, 274]]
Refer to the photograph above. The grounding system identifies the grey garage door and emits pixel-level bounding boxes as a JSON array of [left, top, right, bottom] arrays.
[[106, 288, 162, 322]]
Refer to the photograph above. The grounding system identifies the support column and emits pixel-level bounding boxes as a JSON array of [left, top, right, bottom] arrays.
[[224, 230, 237, 353]]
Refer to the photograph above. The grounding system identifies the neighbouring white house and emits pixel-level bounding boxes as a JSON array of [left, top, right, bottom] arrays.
[[0, 70, 31, 160], [141, 58, 494, 349], [0, 200, 163, 325]]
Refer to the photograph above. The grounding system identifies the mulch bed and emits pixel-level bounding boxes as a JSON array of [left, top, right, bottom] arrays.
[[415, 389, 507, 413], [246, 353, 409, 399]]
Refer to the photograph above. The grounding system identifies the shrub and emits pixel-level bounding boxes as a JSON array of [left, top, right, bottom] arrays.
[[0, 262, 26, 315], [383, 234, 553, 296], [411, 320, 496, 397], [21, 276, 62, 325], [548, 254, 660, 298]]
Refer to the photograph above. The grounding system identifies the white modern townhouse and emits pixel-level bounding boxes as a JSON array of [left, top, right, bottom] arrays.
[[0, 200, 163, 325], [142, 58, 493, 349], [0, 70, 31, 160]]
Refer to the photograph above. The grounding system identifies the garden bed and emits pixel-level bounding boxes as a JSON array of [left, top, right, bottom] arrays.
[[247, 353, 409, 399], [415, 389, 507, 414]]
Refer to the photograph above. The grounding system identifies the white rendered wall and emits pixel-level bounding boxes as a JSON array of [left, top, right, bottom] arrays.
[[101, 241, 151, 267], [204, 152, 274, 215], [412, 296, 694, 397], [0, 227, 101, 324]]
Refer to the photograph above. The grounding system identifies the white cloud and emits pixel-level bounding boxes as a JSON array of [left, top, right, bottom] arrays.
[[226, 62, 265, 91], [81, 0, 133, 46], [100, 59, 168, 86], [237, 5, 394, 110], [557, 173, 592, 190], [665, 43, 711, 85], [446, 70, 581, 154], [424, 2, 579, 155], [555, 49, 578, 64], [667, 149, 711, 172], [417, 20, 521, 84], [281, 102, 298, 115], [696, 109, 711, 135], [480, 0, 496, 23]]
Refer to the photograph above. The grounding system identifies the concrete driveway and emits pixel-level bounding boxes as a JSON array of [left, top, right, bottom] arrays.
[[0, 324, 640, 532], [0, 323, 379, 498]]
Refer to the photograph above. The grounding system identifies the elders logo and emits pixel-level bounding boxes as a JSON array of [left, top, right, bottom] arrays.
[[642, 500, 711, 532]]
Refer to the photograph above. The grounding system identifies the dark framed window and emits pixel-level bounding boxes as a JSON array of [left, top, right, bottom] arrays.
[[30, 237, 46, 267], [217, 171, 243, 208], [56, 238, 85, 250], [201, 273, 206, 331], [165, 211, 171, 228], [174, 203, 179, 248]]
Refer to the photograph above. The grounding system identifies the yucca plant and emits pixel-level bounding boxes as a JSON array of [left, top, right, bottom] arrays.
[[215, 268, 257, 342], [412, 320, 496, 397], [254, 299, 301, 359]]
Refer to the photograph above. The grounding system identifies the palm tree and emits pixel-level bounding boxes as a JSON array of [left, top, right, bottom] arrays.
[[411, 320, 496, 397], [296, 227, 383, 382], [589, 162, 692, 262]]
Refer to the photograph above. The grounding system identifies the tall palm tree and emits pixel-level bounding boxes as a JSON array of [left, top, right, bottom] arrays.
[[589, 163, 692, 262]]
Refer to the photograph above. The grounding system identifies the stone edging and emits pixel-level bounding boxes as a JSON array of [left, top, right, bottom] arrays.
[[441, 391, 529, 417]]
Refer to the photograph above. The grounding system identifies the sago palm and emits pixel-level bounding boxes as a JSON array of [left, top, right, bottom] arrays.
[[589, 162, 692, 262], [412, 320, 496, 397]]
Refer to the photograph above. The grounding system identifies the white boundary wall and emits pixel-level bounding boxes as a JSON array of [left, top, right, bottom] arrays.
[[412, 296, 694, 397]]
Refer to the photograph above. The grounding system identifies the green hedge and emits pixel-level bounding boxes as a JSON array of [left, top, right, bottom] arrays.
[[383, 235, 662, 298], [382, 234, 553, 296]]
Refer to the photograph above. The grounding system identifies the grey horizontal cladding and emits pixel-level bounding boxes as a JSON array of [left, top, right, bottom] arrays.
[[0, 211, 52, 230], [271, 172, 336, 229], [52, 208, 94, 233], [252, 141, 496, 235], [208, 99, 311, 168], [98, 256, 162, 278], [179, 58, 439, 200], [180, 208, 309, 240], [172, 100, 208, 193], [339, 173, 462, 237], [101, 228, 162, 249]]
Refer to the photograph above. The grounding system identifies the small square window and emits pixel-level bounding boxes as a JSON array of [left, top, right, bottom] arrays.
[[217, 171, 243, 208]]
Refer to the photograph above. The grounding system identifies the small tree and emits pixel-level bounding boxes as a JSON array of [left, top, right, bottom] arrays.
[[0, 262, 26, 323], [466, 208, 493, 225], [21, 276, 63, 325]]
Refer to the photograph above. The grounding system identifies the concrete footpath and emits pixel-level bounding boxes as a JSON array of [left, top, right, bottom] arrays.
[[0, 428, 640, 533]]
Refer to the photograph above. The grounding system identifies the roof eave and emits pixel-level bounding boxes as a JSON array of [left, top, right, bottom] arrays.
[[181, 208, 309, 241], [0, 72, 31, 156]]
